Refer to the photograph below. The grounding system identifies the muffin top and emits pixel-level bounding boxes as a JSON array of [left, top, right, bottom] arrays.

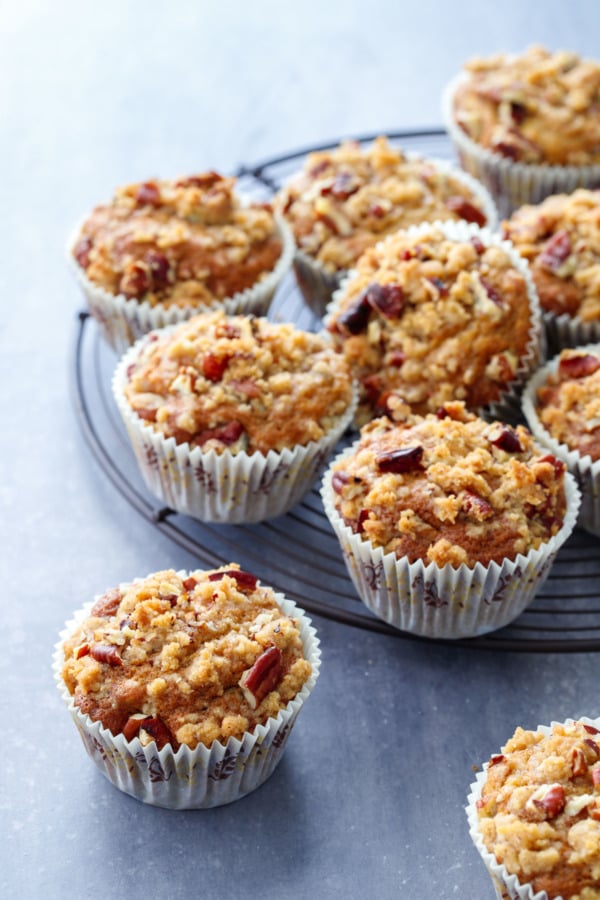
[[122, 310, 354, 454], [326, 226, 535, 423], [451, 45, 600, 165], [61, 566, 312, 750], [476, 720, 600, 899], [329, 403, 566, 568], [72, 171, 283, 308], [276, 136, 489, 273], [536, 348, 600, 461], [503, 189, 600, 321]]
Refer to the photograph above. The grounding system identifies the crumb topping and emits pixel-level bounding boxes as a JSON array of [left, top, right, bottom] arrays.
[[276, 136, 488, 273], [452, 45, 600, 165], [72, 172, 282, 308], [122, 310, 354, 454], [330, 403, 566, 567], [61, 567, 312, 750], [536, 348, 600, 461]]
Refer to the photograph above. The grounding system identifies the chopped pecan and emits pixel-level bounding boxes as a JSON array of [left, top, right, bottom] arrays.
[[229, 379, 261, 398], [320, 172, 359, 200], [462, 490, 494, 520], [538, 454, 565, 478], [479, 277, 503, 306], [135, 181, 161, 207], [239, 646, 283, 709], [584, 724, 600, 735], [194, 420, 245, 447], [208, 569, 258, 591], [182, 576, 198, 592], [73, 236, 93, 269], [357, 508, 370, 533], [123, 714, 172, 749], [376, 445, 424, 473], [145, 250, 171, 290], [539, 230, 572, 273], [490, 427, 523, 454], [90, 644, 123, 667], [445, 196, 486, 226], [91, 587, 122, 618], [527, 783, 566, 819], [337, 293, 371, 335], [202, 352, 230, 382], [120, 262, 150, 299], [489, 754, 505, 766], [176, 172, 223, 189], [558, 353, 600, 380], [572, 747, 588, 777], [75, 643, 90, 659], [427, 277, 449, 297], [331, 471, 349, 494], [364, 282, 405, 319]]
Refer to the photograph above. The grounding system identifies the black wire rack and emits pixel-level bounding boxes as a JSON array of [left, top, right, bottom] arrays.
[[72, 128, 600, 652]]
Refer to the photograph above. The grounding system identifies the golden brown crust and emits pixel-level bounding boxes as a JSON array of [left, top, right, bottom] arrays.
[[452, 46, 600, 165], [536, 348, 600, 461], [72, 172, 282, 308], [330, 403, 566, 567], [477, 721, 600, 899], [61, 567, 312, 750], [275, 136, 489, 273], [326, 227, 533, 423], [123, 310, 354, 454]]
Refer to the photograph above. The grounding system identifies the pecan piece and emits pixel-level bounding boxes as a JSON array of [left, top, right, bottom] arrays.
[[145, 249, 171, 290], [364, 282, 405, 319], [528, 784, 566, 819], [203, 352, 230, 382], [194, 421, 245, 447], [479, 277, 503, 306], [73, 236, 93, 269], [337, 293, 371, 335], [239, 646, 283, 709], [90, 644, 123, 667], [120, 262, 150, 299], [123, 714, 172, 750], [176, 172, 223, 189], [75, 643, 90, 659], [208, 569, 258, 591], [331, 471, 349, 494], [182, 576, 198, 592], [558, 353, 600, 380], [462, 490, 493, 520], [320, 172, 359, 200], [572, 747, 588, 777], [585, 724, 600, 735], [377, 445, 424, 473], [489, 754, 505, 766], [91, 587, 122, 618], [490, 427, 523, 454], [539, 230, 572, 272], [427, 277, 449, 297], [135, 181, 161, 207], [445, 196, 486, 226]]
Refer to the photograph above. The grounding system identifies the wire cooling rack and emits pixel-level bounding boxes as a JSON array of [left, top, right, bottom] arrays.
[[72, 128, 600, 652]]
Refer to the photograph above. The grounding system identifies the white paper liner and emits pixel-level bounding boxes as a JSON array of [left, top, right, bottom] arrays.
[[542, 310, 600, 355], [466, 716, 600, 900], [442, 74, 600, 219], [53, 582, 321, 809], [66, 212, 295, 355], [522, 348, 600, 537], [112, 327, 357, 523], [324, 218, 545, 426], [321, 443, 580, 640], [288, 152, 498, 318]]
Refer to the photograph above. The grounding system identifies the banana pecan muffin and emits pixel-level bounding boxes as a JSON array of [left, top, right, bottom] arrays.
[[468, 719, 600, 899], [55, 567, 320, 808], [326, 221, 540, 425], [113, 310, 356, 522], [68, 171, 293, 352], [275, 136, 496, 314], [321, 403, 579, 638], [503, 190, 600, 348]]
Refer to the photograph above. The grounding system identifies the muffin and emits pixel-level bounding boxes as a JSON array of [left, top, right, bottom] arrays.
[[325, 220, 542, 426], [68, 171, 294, 353], [275, 135, 497, 315], [522, 346, 600, 536], [54, 565, 320, 808], [112, 310, 356, 522], [503, 189, 600, 350], [467, 718, 600, 899], [443, 46, 600, 217], [321, 402, 580, 639]]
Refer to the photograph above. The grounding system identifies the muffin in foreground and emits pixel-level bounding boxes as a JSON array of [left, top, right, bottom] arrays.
[[325, 220, 542, 426], [467, 718, 600, 899], [522, 346, 600, 536], [275, 135, 497, 315], [68, 170, 294, 353], [54, 566, 320, 808], [112, 310, 356, 522], [443, 46, 600, 216], [321, 403, 579, 639], [503, 190, 600, 350]]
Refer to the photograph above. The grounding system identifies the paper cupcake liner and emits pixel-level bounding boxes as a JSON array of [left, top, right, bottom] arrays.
[[522, 348, 600, 537], [324, 218, 545, 426], [466, 716, 600, 900], [542, 310, 600, 356], [442, 74, 600, 220], [66, 212, 295, 356], [112, 329, 357, 523], [289, 153, 498, 319], [53, 584, 321, 809], [321, 443, 580, 639]]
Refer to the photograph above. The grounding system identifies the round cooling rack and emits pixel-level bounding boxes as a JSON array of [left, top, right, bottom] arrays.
[[71, 127, 600, 652]]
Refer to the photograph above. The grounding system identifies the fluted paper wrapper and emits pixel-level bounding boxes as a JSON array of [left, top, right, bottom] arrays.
[[112, 330, 357, 523], [324, 219, 545, 427], [466, 716, 600, 900], [443, 74, 600, 219], [543, 310, 600, 355], [321, 445, 580, 639], [53, 587, 320, 809], [290, 154, 498, 318], [66, 213, 295, 355], [522, 349, 600, 537]]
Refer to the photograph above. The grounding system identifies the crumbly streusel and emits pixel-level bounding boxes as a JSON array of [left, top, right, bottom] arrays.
[[61, 567, 312, 750], [536, 348, 600, 461], [276, 136, 489, 273], [123, 310, 354, 454], [72, 172, 283, 308], [452, 45, 600, 165], [330, 402, 566, 567], [477, 721, 600, 899], [326, 226, 534, 423], [503, 189, 600, 321]]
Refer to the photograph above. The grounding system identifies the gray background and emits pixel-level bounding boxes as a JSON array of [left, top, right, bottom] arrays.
[[2, 2, 599, 898]]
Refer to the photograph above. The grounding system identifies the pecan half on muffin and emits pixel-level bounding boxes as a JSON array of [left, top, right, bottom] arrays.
[[68, 171, 293, 352], [468, 719, 600, 899], [275, 135, 496, 315], [325, 221, 541, 426], [55, 567, 320, 808]]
